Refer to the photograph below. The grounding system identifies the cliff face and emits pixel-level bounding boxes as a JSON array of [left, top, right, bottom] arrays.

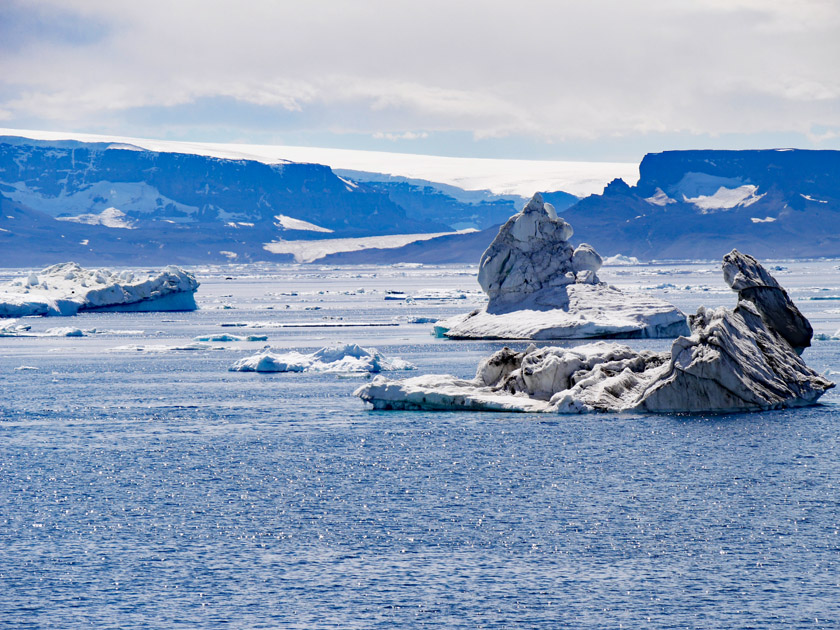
[[559, 149, 840, 260], [0, 139, 447, 236]]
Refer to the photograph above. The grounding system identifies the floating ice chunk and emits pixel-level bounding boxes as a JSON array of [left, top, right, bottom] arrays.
[[602, 254, 641, 266], [44, 327, 84, 337], [230, 343, 415, 373], [358, 251, 833, 414], [0, 262, 199, 317], [193, 334, 268, 342], [438, 194, 688, 340]]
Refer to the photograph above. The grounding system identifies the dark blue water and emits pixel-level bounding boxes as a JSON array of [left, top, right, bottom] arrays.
[[2, 265, 840, 628]]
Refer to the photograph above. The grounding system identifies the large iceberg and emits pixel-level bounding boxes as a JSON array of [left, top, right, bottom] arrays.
[[434, 194, 689, 340], [0, 263, 199, 317], [230, 343, 415, 373], [357, 250, 834, 413]]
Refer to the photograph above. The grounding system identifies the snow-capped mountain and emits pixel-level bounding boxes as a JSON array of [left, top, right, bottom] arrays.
[[0, 134, 540, 265], [554, 149, 840, 260]]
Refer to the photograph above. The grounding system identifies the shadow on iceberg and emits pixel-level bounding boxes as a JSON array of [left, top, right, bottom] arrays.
[[434, 194, 689, 340], [357, 250, 834, 414]]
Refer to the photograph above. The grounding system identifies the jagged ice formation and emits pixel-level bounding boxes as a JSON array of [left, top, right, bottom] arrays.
[[435, 193, 689, 340], [357, 250, 834, 414]]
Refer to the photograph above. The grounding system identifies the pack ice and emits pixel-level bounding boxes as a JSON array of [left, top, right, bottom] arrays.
[[230, 343, 415, 373], [0, 262, 199, 317], [356, 250, 834, 413], [434, 194, 689, 340]]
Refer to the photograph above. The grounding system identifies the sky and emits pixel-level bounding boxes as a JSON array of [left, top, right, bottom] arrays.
[[1, 0, 838, 162]]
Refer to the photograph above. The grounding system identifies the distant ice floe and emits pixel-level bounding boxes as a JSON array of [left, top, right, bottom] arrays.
[[357, 251, 833, 414], [434, 194, 688, 340], [0, 262, 199, 317], [229, 343, 415, 373], [109, 342, 223, 352], [602, 254, 642, 266], [0, 319, 85, 337], [814, 330, 840, 341], [193, 334, 268, 342]]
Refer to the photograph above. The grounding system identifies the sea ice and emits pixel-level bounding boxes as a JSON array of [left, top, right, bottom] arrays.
[[435, 194, 689, 340], [0, 262, 199, 317], [357, 250, 834, 414], [230, 343, 415, 373]]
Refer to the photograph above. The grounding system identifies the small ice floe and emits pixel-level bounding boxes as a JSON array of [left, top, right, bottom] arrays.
[[0, 319, 31, 336], [109, 342, 224, 353], [814, 330, 840, 341], [0, 262, 199, 317], [229, 343, 415, 373], [44, 327, 84, 337], [602, 254, 642, 266], [193, 334, 268, 342], [0, 320, 85, 337]]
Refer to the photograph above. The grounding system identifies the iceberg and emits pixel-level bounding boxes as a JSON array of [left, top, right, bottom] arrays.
[[230, 343, 416, 373], [434, 194, 689, 340], [0, 262, 199, 317], [357, 250, 834, 413]]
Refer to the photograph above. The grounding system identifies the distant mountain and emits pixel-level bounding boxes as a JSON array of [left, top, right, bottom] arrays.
[[558, 149, 840, 260], [4, 137, 837, 266], [0, 137, 447, 237], [334, 170, 578, 231], [0, 136, 567, 266]]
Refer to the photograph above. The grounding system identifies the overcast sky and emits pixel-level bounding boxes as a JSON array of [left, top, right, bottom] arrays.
[[1, 0, 838, 161]]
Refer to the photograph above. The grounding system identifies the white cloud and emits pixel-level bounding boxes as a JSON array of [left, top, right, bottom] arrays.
[[372, 131, 429, 141], [0, 0, 838, 154]]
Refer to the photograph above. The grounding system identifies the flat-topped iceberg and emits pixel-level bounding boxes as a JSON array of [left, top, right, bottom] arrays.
[[357, 250, 834, 414], [230, 343, 415, 373], [0, 262, 199, 317], [434, 193, 689, 340]]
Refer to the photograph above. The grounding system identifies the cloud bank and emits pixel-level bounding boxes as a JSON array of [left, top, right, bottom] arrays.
[[1, 0, 838, 159]]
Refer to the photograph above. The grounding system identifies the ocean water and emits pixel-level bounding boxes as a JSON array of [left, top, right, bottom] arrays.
[[2, 262, 840, 629]]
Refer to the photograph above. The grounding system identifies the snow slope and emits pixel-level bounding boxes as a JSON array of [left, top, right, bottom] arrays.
[[0, 128, 638, 198]]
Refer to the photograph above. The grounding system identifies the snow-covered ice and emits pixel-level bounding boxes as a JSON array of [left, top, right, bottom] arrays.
[[0, 263, 199, 317], [274, 214, 334, 233], [357, 251, 834, 413], [55, 207, 136, 229], [264, 230, 476, 263], [230, 343, 415, 373], [0, 128, 639, 198], [435, 194, 689, 340]]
